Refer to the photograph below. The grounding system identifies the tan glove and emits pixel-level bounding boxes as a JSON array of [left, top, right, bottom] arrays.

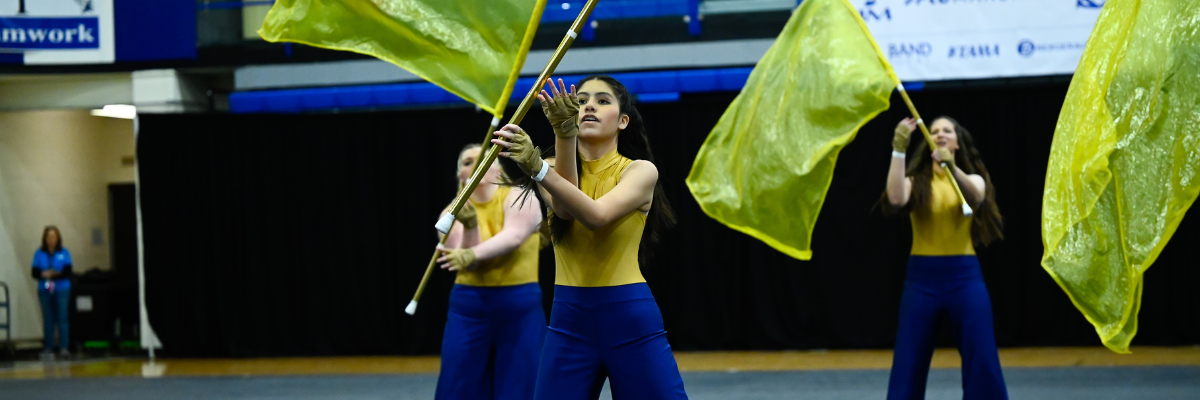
[[438, 247, 477, 272], [540, 80, 580, 138], [893, 122, 913, 152], [933, 147, 956, 171], [555, 118, 579, 139], [504, 128, 544, 176], [455, 201, 478, 229]]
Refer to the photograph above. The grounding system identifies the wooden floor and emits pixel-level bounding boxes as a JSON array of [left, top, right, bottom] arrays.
[[2, 347, 1199, 379]]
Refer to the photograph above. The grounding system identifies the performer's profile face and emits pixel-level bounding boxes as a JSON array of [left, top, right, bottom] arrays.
[[575, 80, 629, 140], [930, 118, 959, 153]]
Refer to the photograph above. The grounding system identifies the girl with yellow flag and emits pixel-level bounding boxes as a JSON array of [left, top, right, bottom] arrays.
[[882, 116, 1007, 399]]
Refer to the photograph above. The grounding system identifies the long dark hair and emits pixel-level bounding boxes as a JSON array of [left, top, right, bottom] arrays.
[[880, 116, 1003, 246], [40, 225, 63, 254], [500, 75, 676, 265]]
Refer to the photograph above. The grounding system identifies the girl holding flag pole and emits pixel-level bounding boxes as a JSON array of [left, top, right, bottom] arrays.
[[882, 115, 1008, 400], [493, 76, 688, 400], [432, 143, 546, 400]]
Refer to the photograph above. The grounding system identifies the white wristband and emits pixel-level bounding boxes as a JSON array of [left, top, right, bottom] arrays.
[[531, 159, 550, 182], [892, 150, 907, 158]]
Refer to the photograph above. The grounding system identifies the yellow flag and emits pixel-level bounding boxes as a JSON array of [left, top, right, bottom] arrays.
[[685, 0, 899, 260], [258, 0, 548, 117], [1042, 0, 1200, 353]]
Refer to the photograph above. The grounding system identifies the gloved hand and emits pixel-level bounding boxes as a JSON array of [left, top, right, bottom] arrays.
[[455, 201, 478, 229], [493, 125, 543, 176], [894, 118, 916, 152], [539, 78, 579, 138], [437, 246, 477, 272], [933, 147, 956, 171]]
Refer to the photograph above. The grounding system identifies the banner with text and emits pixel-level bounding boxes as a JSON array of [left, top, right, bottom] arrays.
[[857, 0, 1105, 81], [0, 0, 114, 64]]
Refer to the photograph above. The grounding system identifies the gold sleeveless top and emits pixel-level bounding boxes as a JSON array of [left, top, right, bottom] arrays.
[[455, 186, 541, 286], [553, 148, 648, 287], [910, 169, 975, 256]]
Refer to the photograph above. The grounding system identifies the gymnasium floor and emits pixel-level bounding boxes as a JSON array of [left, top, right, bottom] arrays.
[[2, 347, 1198, 399]]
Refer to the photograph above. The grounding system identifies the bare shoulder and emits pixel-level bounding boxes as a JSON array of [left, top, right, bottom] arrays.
[[624, 160, 657, 212], [621, 159, 659, 182], [967, 173, 986, 187]]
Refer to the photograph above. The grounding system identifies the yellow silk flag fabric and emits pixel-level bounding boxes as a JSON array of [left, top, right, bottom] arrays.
[[258, 0, 548, 117], [1042, 0, 1200, 353], [686, 0, 899, 260]]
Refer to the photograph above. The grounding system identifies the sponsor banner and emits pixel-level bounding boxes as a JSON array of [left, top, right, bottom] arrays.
[[0, 0, 115, 64], [0, 18, 99, 50], [858, 0, 1105, 81]]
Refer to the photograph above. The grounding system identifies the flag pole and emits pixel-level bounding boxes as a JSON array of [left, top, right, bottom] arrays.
[[407, 0, 601, 315], [895, 83, 975, 217], [403, 116, 502, 316], [843, 0, 971, 216]]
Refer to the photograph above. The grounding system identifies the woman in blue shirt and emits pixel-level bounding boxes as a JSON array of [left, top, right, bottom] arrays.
[[32, 226, 72, 358]]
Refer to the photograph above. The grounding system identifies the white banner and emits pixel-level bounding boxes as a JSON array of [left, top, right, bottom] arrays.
[[0, 0, 114, 64], [856, 0, 1105, 82]]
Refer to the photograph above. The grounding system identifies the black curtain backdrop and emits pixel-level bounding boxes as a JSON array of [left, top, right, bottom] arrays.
[[138, 83, 1200, 357]]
